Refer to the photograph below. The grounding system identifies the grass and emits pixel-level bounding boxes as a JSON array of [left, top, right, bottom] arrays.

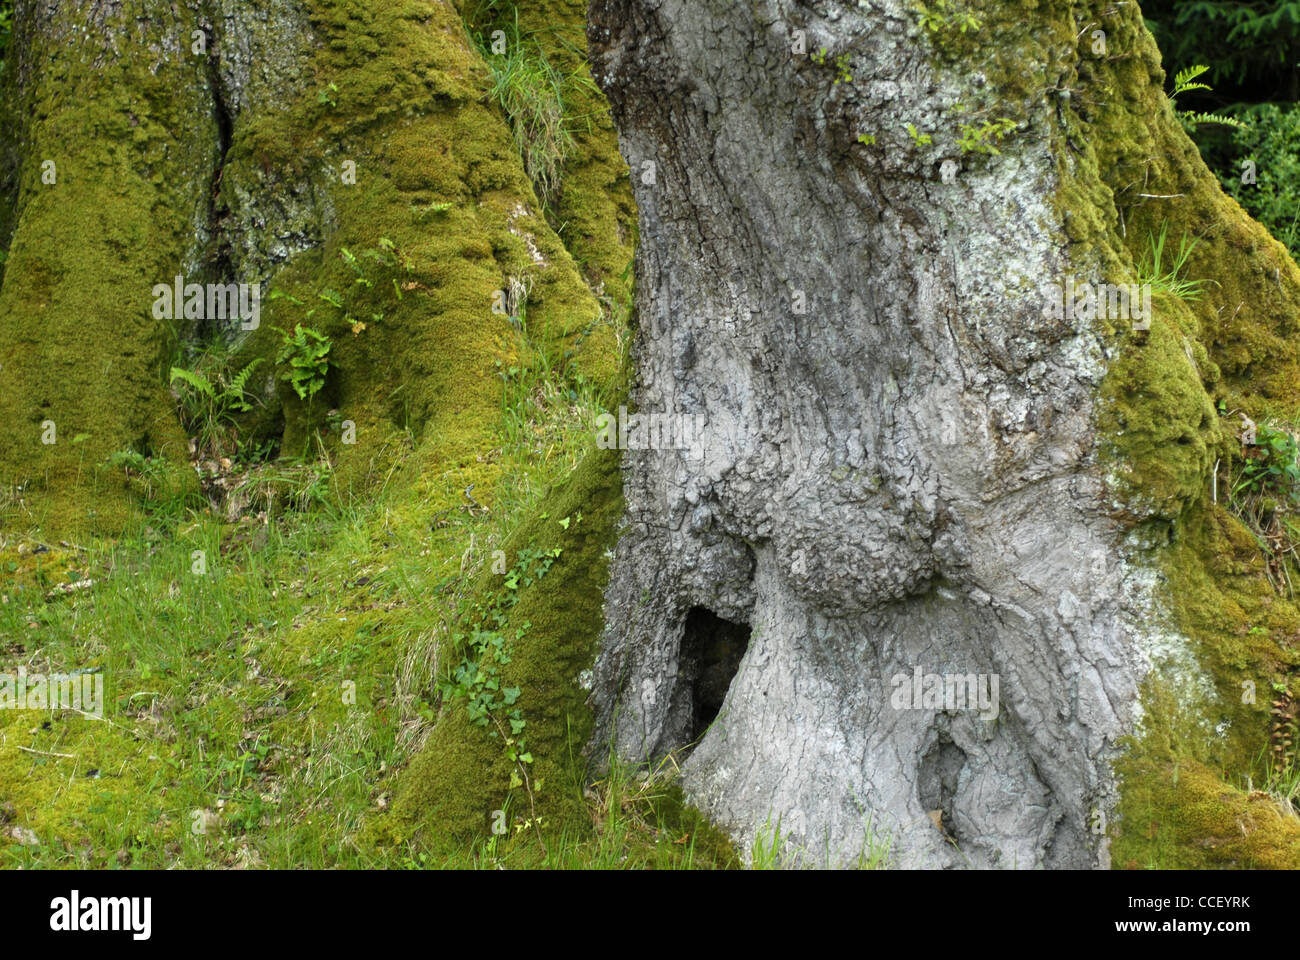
[[1219, 412, 1300, 598], [1247, 750, 1300, 823], [429, 749, 738, 869], [0, 254, 742, 869], [1136, 221, 1217, 302], [0, 281, 610, 866], [465, 7, 596, 207], [750, 811, 894, 869]]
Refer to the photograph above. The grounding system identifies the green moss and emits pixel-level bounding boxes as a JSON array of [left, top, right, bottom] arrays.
[[0, 0, 631, 534], [1113, 681, 1300, 869], [1061, 1, 1300, 860], [379, 445, 622, 849], [1095, 293, 1220, 517], [1164, 509, 1300, 765], [0, 3, 217, 535], [0, 50, 16, 288], [214, 0, 625, 495], [510, 0, 637, 315]]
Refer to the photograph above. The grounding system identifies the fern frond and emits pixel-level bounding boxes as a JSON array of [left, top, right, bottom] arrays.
[[226, 358, 263, 398], [1172, 64, 1212, 96], [1178, 110, 1247, 131], [169, 366, 214, 396]]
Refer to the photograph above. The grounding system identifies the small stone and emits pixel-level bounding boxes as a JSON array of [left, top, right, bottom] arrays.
[[6, 825, 39, 846]]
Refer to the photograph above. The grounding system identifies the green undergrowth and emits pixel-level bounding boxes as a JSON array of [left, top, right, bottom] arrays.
[[0, 434, 735, 868], [0, 364, 637, 867], [376, 446, 622, 848]]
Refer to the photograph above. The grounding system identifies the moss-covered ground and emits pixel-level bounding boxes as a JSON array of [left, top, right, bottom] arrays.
[[0, 344, 737, 867]]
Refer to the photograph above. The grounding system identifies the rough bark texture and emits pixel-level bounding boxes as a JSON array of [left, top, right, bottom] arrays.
[[585, 0, 1300, 868]]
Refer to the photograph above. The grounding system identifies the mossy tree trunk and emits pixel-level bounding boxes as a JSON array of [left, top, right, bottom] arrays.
[[0, 1, 218, 532], [0, 0, 628, 534], [586, 0, 1300, 867]]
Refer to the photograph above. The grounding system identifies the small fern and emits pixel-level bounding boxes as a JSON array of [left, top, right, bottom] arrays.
[[168, 366, 215, 398], [169, 354, 265, 454], [1170, 64, 1246, 133], [1179, 109, 1247, 131], [1171, 64, 1213, 99], [225, 358, 263, 413], [275, 324, 332, 402], [957, 117, 1016, 155]]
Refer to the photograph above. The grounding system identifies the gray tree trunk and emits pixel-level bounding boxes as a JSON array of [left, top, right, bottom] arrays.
[[588, 0, 1149, 868]]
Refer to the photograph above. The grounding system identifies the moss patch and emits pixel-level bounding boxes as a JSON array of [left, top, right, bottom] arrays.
[[219, 0, 621, 486], [0, 3, 216, 535], [379, 446, 622, 849], [1061, 1, 1300, 859], [1114, 682, 1300, 869]]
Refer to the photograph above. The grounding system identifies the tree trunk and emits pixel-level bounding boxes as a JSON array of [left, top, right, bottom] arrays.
[[0, 1, 218, 531], [0, 0, 629, 533], [586, 0, 1300, 867]]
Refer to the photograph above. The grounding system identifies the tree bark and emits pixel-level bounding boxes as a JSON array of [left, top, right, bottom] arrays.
[[587, 0, 1300, 867]]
